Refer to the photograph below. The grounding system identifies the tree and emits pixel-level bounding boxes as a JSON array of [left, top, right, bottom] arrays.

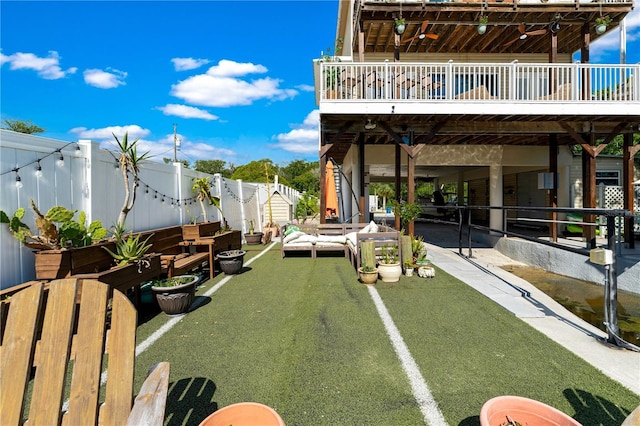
[[2, 119, 45, 134], [192, 177, 221, 223], [281, 160, 319, 193], [231, 159, 279, 182], [194, 159, 233, 178], [163, 158, 190, 169], [113, 132, 152, 227], [372, 183, 394, 211]]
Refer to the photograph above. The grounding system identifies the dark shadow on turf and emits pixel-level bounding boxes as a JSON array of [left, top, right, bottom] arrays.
[[564, 388, 634, 426], [165, 377, 217, 426]]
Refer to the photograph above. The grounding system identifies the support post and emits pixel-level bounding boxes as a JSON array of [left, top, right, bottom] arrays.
[[549, 135, 558, 242], [605, 216, 620, 345]]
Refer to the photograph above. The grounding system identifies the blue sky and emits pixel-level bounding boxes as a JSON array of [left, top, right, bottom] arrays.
[[2, 1, 638, 168]]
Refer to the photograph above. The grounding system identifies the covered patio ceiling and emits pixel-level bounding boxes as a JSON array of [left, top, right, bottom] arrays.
[[354, 1, 633, 55], [321, 112, 638, 164]]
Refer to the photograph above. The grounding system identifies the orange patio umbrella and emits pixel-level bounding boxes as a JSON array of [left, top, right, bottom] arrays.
[[325, 161, 339, 219]]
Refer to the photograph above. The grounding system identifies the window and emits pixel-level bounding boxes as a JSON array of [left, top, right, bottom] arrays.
[[596, 170, 620, 186]]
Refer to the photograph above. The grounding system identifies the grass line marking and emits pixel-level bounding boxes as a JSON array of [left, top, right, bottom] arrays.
[[67, 242, 279, 412], [367, 285, 448, 426]]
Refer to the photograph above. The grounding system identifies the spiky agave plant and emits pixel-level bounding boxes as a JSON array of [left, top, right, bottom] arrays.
[[103, 222, 154, 267]]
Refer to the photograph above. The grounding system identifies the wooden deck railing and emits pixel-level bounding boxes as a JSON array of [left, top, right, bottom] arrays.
[[319, 61, 639, 103]]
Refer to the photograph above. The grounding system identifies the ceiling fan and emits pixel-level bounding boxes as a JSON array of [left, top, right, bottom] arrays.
[[503, 23, 547, 47], [402, 20, 439, 43]]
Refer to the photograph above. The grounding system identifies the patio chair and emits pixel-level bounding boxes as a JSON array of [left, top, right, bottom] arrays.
[[0, 279, 170, 426]]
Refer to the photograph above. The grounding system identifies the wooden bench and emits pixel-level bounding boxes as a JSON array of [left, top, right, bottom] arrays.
[[280, 222, 400, 269], [141, 226, 212, 279], [179, 228, 242, 278], [1, 279, 170, 425]]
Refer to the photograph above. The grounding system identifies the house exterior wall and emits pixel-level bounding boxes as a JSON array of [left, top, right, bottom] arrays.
[[570, 155, 640, 208]]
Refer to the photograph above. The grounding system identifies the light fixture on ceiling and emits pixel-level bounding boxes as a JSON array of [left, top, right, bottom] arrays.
[[364, 119, 377, 130]]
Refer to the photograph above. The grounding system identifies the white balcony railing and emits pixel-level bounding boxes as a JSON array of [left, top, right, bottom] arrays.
[[319, 62, 639, 103]]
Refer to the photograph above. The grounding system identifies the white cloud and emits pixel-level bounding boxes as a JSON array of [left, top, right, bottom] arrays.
[[269, 110, 319, 155], [170, 59, 297, 107], [69, 125, 236, 162], [70, 125, 150, 141], [84, 68, 127, 89], [171, 57, 210, 71], [206, 59, 267, 77], [296, 84, 315, 92], [157, 104, 219, 120], [1, 50, 76, 79]]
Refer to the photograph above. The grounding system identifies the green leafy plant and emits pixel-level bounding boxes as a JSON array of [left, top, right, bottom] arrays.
[[478, 15, 488, 25], [361, 264, 377, 273], [0, 199, 107, 249], [247, 219, 255, 235], [113, 132, 152, 228], [103, 222, 153, 266], [150, 275, 195, 287], [391, 200, 422, 234], [380, 244, 399, 265], [596, 15, 611, 26], [192, 177, 221, 223]]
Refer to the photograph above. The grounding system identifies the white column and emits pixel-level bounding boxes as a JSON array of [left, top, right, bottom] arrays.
[[489, 165, 503, 234]]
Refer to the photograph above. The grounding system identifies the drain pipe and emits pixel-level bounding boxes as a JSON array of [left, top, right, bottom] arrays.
[[600, 216, 639, 351]]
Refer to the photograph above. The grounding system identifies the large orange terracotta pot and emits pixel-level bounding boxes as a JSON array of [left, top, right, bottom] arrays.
[[199, 402, 285, 426], [480, 396, 582, 426]]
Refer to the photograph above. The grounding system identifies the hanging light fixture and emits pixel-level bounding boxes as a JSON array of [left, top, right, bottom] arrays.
[[35, 160, 43, 178], [56, 150, 65, 167]]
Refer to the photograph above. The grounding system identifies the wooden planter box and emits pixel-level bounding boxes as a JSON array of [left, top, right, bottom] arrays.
[[214, 230, 242, 251], [182, 221, 221, 241], [34, 250, 72, 280]]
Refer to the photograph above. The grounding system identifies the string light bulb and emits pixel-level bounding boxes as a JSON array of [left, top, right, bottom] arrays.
[[35, 161, 43, 178], [56, 151, 65, 167], [13, 168, 23, 189]]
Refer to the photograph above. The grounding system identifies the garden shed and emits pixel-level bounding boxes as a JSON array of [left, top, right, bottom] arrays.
[[263, 190, 293, 225]]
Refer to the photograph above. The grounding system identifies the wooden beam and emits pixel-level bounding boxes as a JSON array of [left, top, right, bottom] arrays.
[[623, 133, 636, 247], [549, 135, 558, 242], [359, 133, 366, 223]]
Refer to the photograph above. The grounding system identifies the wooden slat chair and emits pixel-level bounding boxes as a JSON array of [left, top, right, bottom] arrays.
[[0, 279, 170, 426]]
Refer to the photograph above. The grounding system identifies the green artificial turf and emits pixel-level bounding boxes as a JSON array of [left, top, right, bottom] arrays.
[[133, 245, 639, 426]]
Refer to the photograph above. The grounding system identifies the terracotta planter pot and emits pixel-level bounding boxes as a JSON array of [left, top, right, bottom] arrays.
[[244, 232, 263, 245], [217, 250, 246, 275], [358, 267, 378, 285], [480, 396, 582, 426], [199, 402, 285, 426], [377, 262, 402, 282], [151, 275, 199, 316]]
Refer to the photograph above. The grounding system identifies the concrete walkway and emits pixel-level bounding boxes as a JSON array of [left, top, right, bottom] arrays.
[[424, 240, 640, 395]]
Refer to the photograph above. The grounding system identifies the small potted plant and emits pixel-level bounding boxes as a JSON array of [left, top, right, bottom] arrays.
[[377, 244, 402, 283], [150, 274, 199, 316], [404, 260, 415, 277], [358, 264, 379, 285], [217, 249, 246, 275], [478, 15, 489, 35], [244, 219, 263, 245], [595, 15, 611, 34]]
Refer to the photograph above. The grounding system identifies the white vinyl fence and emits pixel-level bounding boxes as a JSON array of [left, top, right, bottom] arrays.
[[0, 130, 301, 289]]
